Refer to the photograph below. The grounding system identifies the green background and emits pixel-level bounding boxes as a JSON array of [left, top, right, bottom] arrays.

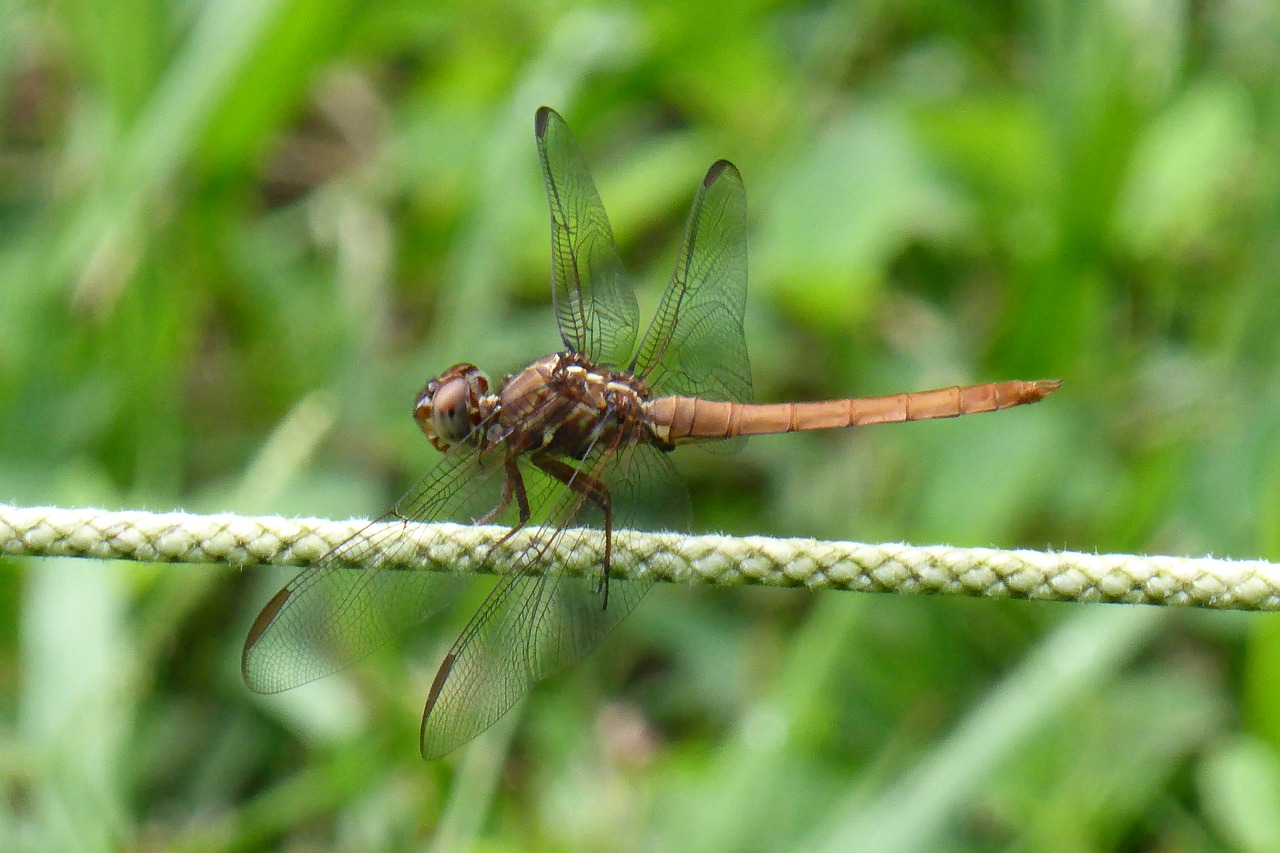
[[4, 1, 1280, 849]]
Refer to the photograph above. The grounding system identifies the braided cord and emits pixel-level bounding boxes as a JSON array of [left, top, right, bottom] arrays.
[[1, 503, 1276, 610]]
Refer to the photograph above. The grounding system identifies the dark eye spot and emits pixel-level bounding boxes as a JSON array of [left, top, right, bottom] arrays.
[[430, 379, 473, 443]]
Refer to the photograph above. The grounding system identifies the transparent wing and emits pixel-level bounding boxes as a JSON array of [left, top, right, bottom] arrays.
[[242, 433, 510, 695], [535, 106, 639, 368], [633, 160, 752, 443], [419, 439, 689, 759]]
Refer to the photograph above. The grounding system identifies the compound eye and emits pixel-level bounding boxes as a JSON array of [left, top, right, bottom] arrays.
[[429, 378, 474, 444]]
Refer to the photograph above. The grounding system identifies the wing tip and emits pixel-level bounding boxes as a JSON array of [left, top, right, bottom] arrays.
[[419, 651, 458, 759], [241, 585, 293, 690], [704, 159, 739, 187], [535, 106, 557, 139]]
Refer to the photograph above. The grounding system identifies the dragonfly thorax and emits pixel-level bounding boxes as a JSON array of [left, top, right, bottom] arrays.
[[414, 363, 495, 452], [499, 351, 652, 458]]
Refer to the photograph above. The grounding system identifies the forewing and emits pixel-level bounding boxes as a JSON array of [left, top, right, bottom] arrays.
[[535, 106, 639, 368], [241, 440, 508, 695], [633, 161, 752, 452], [419, 440, 688, 758]]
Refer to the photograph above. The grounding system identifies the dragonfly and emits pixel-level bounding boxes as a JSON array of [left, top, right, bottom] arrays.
[[242, 106, 1061, 759]]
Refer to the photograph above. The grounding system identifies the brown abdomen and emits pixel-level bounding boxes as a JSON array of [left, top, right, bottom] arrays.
[[645, 379, 1061, 443]]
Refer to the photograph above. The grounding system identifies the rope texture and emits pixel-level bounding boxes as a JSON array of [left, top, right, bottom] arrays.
[[1, 504, 1277, 611]]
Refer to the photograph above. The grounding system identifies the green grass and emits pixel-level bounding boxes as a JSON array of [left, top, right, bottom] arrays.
[[4, 1, 1280, 849]]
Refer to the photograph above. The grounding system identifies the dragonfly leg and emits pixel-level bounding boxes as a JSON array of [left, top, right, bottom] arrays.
[[475, 453, 531, 526], [531, 454, 613, 609], [483, 454, 541, 573], [510, 453, 532, 523]]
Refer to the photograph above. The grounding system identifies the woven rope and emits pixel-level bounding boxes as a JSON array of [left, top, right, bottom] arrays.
[[1, 503, 1276, 610]]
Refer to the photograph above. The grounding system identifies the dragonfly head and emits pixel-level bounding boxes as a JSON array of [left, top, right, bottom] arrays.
[[415, 363, 492, 452]]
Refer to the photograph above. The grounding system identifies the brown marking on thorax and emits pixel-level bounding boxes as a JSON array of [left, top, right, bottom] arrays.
[[498, 352, 659, 459]]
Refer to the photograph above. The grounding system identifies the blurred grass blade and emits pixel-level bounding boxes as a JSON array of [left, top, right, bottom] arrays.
[[805, 606, 1166, 853], [53, 0, 288, 304], [20, 558, 131, 852]]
